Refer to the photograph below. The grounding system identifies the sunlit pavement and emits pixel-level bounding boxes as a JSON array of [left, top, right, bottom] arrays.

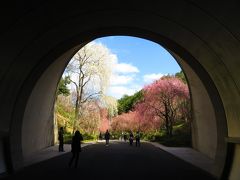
[[3, 141, 216, 180]]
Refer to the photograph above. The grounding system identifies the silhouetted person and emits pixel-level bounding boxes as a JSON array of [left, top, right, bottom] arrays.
[[123, 133, 127, 142], [68, 130, 83, 168], [121, 131, 124, 141], [58, 127, 64, 152], [129, 131, 134, 146], [99, 132, 102, 141], [104, 129, 110, 146], [135, 131, 140, 147]]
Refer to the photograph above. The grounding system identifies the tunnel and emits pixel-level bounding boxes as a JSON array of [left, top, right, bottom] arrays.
[[0, 1, 240, 179]]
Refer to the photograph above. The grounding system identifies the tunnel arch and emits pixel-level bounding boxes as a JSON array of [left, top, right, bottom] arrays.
[[0, 1, 239, 179], [12, 29, 227, 177]]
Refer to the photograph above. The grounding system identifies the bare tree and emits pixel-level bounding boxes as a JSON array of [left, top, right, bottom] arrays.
[[66, 42, 113, 133]]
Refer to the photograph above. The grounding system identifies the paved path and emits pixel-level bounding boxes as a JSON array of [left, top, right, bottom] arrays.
[[3, 141, 216, 180], [148, 142, 216, 176]]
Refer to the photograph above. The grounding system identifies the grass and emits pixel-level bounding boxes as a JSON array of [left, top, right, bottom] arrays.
[[155, 133, 191, 147], [141, 122, 192, 147], [63, 133, 97, 144], [156, 122, 192, 147]]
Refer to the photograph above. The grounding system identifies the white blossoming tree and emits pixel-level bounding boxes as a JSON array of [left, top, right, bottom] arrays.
[[66, 42, 115, 133]]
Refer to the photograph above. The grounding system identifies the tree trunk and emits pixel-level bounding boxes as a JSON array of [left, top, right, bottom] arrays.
[[73, 94, 80, 134], [164, 104, 170, 136], [169, 120, 173, 137]]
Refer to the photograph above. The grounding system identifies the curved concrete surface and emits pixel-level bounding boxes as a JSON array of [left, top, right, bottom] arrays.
[[0, 1, 240, 179]]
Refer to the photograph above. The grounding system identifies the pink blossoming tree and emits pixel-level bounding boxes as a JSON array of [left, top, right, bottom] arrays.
[[135, 76, 190, 136]]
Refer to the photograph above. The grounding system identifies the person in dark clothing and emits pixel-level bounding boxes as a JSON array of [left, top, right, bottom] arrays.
[[123, 133, 127, 142], [104, 129, 110, 146], [135, 131, 141, 147], [68, 130, 83, 168], [99, 132, 102, 141], [58, 127, 64, 152], [129, 131, 134, 146]]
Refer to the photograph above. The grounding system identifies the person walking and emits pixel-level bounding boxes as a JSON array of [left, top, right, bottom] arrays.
[[135, 131, 141, 147], [123, 132, 127, 142], [104, 129, 111, 146], [58, 127, 64, 152], [99, 132, 102, 141], [129, 131, 134, 146], [68, 130, 83, 168]]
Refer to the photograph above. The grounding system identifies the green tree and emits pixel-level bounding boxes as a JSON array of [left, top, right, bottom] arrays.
[[175, 70, 187, 84], [54, 76, 71, 144], [117, 90, 143, 114], [57, 76, 71, 96]]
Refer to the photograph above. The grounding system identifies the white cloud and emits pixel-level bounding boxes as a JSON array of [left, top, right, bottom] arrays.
[[108, 54, 139, 87], [108, 85, 141, 99], [113, 63, 139, 74], [110, 74, 134, 85], [89, 40, 141, 99], [143, 73, 165, 83]]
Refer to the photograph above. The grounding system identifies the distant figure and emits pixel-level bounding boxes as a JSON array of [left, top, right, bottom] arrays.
[[104, 129, 111, 146], [129, 131, 134, 146], [121, 131, 124, 141], [68, 130, 83, 168], [58, 127, 64, 152], [135, 131, 141, 147], [123, 133, 127, 142], [99, 132, 102, 141]]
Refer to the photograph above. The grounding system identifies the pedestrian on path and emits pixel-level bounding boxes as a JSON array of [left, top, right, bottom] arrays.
[[99, 132, 102, 141], [123, 132, 127, 142], [104, 129, 111, 146], [68, 130, 83, 168], [58, 127, 64, 152], [129, 131, 134, 146], [135, 131, 140, 147]]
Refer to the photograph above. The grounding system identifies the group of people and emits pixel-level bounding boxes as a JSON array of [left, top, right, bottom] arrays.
[[98, 129, 111, 146], [99, 129, 141, 147], [128, 131, 141, 147], [58, 127, 141, 168]]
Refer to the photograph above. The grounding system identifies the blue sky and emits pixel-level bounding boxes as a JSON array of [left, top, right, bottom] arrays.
[[94, 36, 181, 99]]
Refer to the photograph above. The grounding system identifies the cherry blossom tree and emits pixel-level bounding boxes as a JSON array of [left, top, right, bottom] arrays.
[[111, 111, 138, 132], [135, 76, 190, 136], [99, 108, 110, 133]]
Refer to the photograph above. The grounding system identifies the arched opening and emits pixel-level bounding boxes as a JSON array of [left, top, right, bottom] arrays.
[[54, 36, 192, 151]]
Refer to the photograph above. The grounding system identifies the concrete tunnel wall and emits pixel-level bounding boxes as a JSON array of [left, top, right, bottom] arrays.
[[0, 1, 240, 179], [172, 52, 227, 176], [21, 47, 80, 158]]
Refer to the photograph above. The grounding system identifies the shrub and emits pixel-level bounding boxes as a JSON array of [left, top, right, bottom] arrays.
[[82, 133, 97, 141], [63, 132, 73, 144]]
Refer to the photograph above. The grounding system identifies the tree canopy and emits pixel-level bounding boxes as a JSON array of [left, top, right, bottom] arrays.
[[135, 76, 190, 136], [57, 76, 71, 96], [117, 90, 143, 115], [112, 74, 191, 136], [175, 70, 187, 84], [69, 42, 114, 132]]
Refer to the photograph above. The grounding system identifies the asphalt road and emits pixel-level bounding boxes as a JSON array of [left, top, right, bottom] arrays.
[[3, 141, 216, 180]]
